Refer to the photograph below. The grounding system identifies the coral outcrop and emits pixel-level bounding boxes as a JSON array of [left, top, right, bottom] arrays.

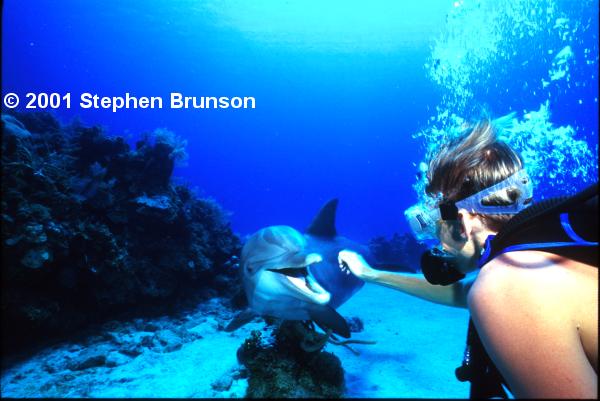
[[1, 112, 241, 354], [237, 322, 345, 398]]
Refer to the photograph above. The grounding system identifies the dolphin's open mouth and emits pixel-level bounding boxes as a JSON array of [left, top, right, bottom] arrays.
[[268, 266, 325, 294], [266, 254, 329, 303]]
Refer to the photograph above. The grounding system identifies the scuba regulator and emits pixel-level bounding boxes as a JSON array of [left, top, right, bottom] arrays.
[[420, 247, 465, 286]]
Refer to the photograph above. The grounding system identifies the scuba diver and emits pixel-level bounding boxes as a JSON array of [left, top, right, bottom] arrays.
[[338, 116, 598, 399]]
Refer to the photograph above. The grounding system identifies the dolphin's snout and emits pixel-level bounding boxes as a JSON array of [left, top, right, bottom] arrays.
[[305, 253, 323, 265]]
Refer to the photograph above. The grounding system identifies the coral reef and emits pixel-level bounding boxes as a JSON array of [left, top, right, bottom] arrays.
[[368, 232, 427, 273], [1, 111, 241, 354], [237, 322, 345, 398]]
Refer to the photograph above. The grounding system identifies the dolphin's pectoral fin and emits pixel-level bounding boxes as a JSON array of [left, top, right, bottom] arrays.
[[308, 305, 350, 339], [306, 199, 338, 238], [224, 309, 256, 332]]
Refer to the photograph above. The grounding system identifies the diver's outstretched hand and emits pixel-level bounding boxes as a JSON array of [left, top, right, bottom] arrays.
[[338, 250, 377, 281]]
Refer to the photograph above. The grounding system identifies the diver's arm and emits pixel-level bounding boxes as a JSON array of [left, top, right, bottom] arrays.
[[338, 250, 472, 308], [369, 270, 472, 308]]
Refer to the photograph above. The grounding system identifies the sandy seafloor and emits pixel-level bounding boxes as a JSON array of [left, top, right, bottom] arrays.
[[1, 283, 472, 398]]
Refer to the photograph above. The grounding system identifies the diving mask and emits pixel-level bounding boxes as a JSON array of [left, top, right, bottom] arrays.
[[405, 169, 534, 241]]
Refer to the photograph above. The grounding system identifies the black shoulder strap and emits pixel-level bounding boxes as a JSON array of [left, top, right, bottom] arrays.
[[480, 183, 598, 267]]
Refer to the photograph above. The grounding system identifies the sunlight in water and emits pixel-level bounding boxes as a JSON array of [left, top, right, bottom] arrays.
[[413, 102, 597, 203], [414, 0, 598, 203], [197, 0, 448, 51]]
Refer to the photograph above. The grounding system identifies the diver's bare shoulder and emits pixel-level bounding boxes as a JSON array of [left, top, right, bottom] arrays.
[[468, 250, 598, 398]]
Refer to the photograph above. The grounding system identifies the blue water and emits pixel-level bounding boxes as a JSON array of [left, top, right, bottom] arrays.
[[2, 0, 598, 243]]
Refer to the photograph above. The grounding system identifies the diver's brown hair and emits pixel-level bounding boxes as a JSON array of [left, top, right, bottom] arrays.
[[425, 114, 524, 231]]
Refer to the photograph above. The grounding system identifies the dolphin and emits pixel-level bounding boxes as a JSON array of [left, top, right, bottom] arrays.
[[225, 199, 369, 338]]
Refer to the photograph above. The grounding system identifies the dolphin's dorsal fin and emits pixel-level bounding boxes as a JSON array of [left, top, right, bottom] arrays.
[[306, 199, 338, 238]]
